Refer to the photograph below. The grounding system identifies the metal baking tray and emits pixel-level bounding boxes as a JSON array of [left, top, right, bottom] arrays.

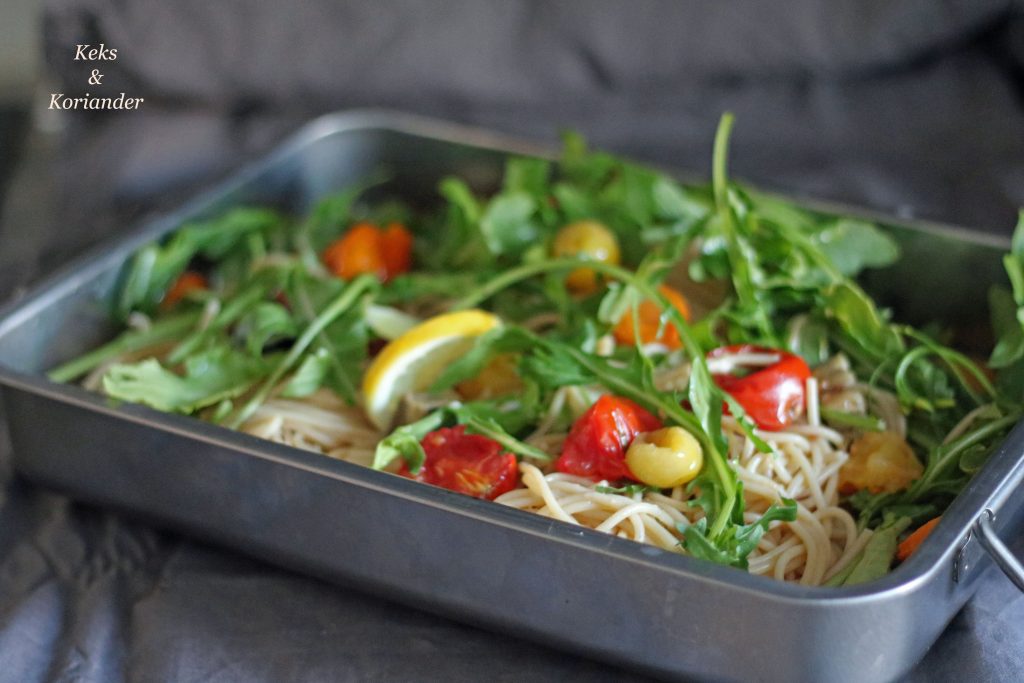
[[1, 111, 1022, 683]]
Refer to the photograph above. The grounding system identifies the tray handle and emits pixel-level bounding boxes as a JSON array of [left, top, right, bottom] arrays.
[[975, 509, 1024, 593]]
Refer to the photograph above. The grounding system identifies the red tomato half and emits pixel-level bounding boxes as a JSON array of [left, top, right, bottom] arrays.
[[709, 344, 812, 431], [401, 425, 518, 500], [556, 395, 662, 481]]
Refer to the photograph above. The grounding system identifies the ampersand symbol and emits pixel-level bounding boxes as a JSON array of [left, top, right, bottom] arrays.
[[88, 69, 104, 85]]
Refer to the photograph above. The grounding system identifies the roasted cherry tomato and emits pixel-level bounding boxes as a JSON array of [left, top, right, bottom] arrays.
[[612, 284, 691, 349], [380, 222, 414, 277], [161, 271, 208, 310], [400, 425, 518, 500], [324, 222, 385, 280], [896, 516, 941, 562], [709, 344, 811, 431], [556, 395, 662, 481], [322, 222, 414, 282]]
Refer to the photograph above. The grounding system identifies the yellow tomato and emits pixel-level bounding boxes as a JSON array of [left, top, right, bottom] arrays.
[[625, 426, 703, 488], [551, 220, 621, 294]]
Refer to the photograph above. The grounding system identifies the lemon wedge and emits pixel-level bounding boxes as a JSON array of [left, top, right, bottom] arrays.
[[362, 309, 501, 430]]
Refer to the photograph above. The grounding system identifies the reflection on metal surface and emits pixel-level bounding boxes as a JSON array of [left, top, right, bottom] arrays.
[[953, 528, 973, 584]]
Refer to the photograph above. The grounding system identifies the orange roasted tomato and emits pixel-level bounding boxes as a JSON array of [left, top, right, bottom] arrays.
[[839, 431, 923, 495], [612, 284, 691, 349], [161, 271, 208, 310], [323, 222, 413, 282]]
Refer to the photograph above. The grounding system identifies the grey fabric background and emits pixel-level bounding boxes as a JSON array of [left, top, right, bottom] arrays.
[[1, 1, 1024, 680]]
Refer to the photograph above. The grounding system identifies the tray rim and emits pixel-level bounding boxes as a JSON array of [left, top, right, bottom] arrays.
[[0, 107, 1021, 606]]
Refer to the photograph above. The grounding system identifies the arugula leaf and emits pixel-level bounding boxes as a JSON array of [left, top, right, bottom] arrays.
[[989, 286, 1024, 368], [315, 307, 371, 401], [117, 208, 281, 318], [785, 314, 831, 366], [559, 130, 617, 191], [300, 180, 389, 252], [901, 328, 995, 407], [686, 355, 747, 531], [596, 282, 636, 327], [996, 351, 1024, 404], [431, 178, 492, 269], [288, 270, 371, 403], [908, 411, 1019, 502], [720, 391, 773, 454], [239, 301, 298, 356], [991, 215, 1024, 399], [429, 160, 552, 268], [372, 411, 445, 473], [461, 415, 551, 462], [551, 182, 595, 222], [551, 132, 711, 266], [708, 117, 777, 344], [681, 498, 797, 570], [894, 346, 956, 413], [303, 190, 356, 249], [1002, 211, 1024, 304], [651, 177, 707, 223], [48, 310, 202, 383], [103, 345, 272, 413], [730, 499, 799, 561], [826, 516, 911, 587], [825, 283, 903, 360], [167, 282, 269, 364], [518, 340, 597, 390], [503, 157, 551, 198], [595, 483, 660, 495], [226, 274, 378, 428], [479, 192, 540, 259], [958, 442, 992, 474], [820, 408, 885, 432], [463, 389, 543, 432], [380, 272, 493, 305], [813, 218, 900, 276], [281, 347, 331, 398], [209, 399, 234, 424]]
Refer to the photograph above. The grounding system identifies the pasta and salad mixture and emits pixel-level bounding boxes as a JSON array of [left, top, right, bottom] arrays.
[[51, 115, 1024, 586]]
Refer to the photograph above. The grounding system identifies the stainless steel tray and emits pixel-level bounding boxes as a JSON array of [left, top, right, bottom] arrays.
[[1, 110, 1023, 683]]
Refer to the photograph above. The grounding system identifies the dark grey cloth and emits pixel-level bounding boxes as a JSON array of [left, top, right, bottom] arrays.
[[2, 2, 1024, 681]]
